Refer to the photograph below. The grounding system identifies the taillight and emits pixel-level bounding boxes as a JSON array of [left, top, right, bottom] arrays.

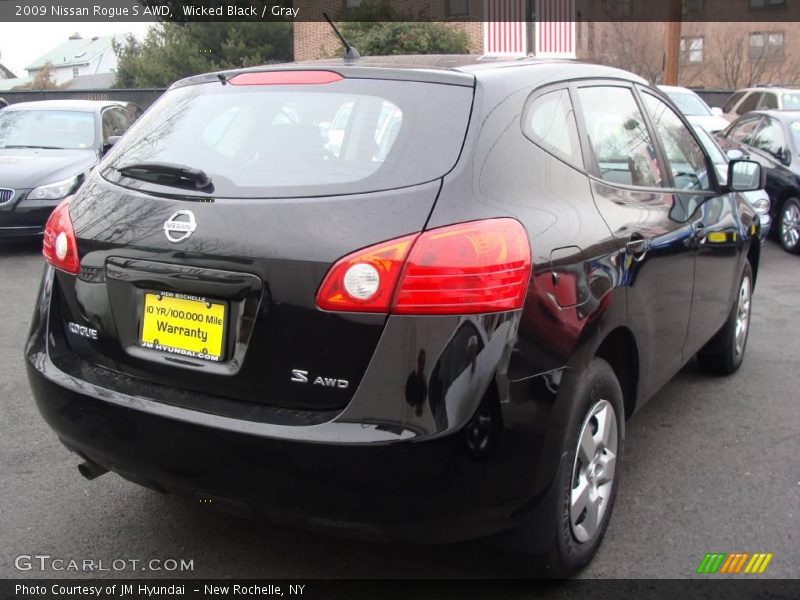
[[316, 219, 531, 315], [42, 198, 80, 275]]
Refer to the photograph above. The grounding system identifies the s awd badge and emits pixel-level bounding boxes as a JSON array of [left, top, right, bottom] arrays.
[[291, 369, 349, 389]]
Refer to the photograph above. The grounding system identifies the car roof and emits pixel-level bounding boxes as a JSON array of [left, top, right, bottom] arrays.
[[172, 56, 648, 90], [3, 99, 127, 112], [749, 109, 800, 120], [739, 87, 799, 93]]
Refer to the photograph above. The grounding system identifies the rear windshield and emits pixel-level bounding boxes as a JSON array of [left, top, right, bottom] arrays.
[[103, 76, 473, 198]]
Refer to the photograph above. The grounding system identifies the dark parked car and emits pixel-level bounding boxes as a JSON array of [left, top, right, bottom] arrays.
[[717, 110, 800, 253], [26, 60, 764, 575], [0, 97, 8, 109], [0, 99, 140, 241]]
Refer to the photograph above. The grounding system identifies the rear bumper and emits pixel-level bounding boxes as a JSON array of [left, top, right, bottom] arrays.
[[26, 354, 555, 543], [24, 268, 562, 544]]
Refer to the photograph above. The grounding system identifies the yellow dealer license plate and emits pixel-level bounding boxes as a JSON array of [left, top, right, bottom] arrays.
[[139, 292, 226, 362]]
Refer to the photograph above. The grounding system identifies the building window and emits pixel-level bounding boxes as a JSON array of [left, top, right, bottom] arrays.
[[445, 0, 469, 18], [72, 67, 79, 78], [749, 0, 785, 8], [680, 36, 704, 64], [684, 0, 703, 12], [617, 0, 632, 16], [749, 31, 785, 61]]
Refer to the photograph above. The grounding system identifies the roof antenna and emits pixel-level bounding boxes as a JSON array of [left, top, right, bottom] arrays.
[[323, 12, 360, 61], [217, 73, 227, 86]]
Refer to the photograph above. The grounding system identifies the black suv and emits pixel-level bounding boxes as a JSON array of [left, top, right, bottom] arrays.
[[26, 60, 764, 575]]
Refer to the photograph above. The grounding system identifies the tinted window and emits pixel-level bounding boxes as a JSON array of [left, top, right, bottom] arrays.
[[0, 109, 96, 150], [692, 124, 727, 166], [790, 121, 800, 150], [105, 78, 473, 198], [723, 91, 745, 113], [738, 92, 762, 114], [522, 88, 582, 167], [758, 93, 778, 109], [752, 118, 787, 158], [782, 93, 800, 110], [578, 86, 662, 187], [729, 118, 762, 145], [642, 93, 711, 191]]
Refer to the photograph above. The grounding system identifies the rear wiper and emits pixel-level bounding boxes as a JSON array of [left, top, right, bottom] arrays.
[[116, 162, 213, 190], [2, 144, 66, 149]]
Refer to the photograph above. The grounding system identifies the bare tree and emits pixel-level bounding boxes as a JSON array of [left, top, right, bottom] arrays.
[[13, 63, 62, 91], [594, 22, 666, 85], [705, 22, 800, 88]]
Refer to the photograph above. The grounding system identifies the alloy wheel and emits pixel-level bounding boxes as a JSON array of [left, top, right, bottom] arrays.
[[734, 275, 751, 357], [570, 399, 618, 543], [781, 202, 800, 250]]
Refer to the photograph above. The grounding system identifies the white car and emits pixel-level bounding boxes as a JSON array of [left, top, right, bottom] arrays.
[[659, 85, 730, 133], [721, 87, 800, 122]]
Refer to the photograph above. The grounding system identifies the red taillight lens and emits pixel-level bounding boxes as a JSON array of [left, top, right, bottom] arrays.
[[316, 234, 418, 312], [393, 219, 531, 314], [316, 219, 531, 315], [42, 198, 80, 275], [228, 71, 343, 86]]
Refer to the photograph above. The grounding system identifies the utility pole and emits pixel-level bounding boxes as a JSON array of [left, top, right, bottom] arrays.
[[663, 0, 682, 85]]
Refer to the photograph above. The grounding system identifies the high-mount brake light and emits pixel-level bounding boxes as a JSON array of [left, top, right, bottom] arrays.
[[316, 219, 531, 315], [42, 198, 80, 275], [228, 71, 344, 86]]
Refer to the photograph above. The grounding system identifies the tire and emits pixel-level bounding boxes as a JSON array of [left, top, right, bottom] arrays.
[[779, 197, 800, 254], [509, 358, 625, 576], [697, 261, 753, 375]]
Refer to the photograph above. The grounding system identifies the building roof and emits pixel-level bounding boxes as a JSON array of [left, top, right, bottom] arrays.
[[0, 76, 32, 91], [26, 35, 121, 71], [0, 63, 16, 79], [65, 72, 116, 90]]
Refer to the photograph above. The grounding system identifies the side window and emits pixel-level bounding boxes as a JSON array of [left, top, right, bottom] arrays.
[[723, 91, 745, 113], [729, 118, 762, 145], [578, 86, 662, 188], [752, 118, 787, 158], [102, 108, 127, 140], [758, 93, 778, 109], [522, 88, 582, 168], [737, 92, 762, 114], [641, 93, 711, 191]]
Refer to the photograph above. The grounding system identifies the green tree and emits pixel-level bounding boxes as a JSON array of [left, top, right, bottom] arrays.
[[337, 1, 470, 56], [113, 22, 292, 88]]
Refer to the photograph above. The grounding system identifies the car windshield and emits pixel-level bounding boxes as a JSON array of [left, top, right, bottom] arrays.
[[104, 77, 473, 198], [666, 91, 711, 116], [782, 93, 800, 110], [0, 109, 96, 149]]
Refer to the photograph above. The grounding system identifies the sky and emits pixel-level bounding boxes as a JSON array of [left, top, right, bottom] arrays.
[[0, 22, 153, 77]]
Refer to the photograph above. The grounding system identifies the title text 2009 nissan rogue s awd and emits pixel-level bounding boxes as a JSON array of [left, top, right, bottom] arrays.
[[26, 60, 765, 575]]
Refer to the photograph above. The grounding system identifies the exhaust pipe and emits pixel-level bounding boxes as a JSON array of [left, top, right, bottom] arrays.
[[78, 460, 108, 481]]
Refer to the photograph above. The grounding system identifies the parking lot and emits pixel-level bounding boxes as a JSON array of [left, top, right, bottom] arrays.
[[1, 239, 798, 579]]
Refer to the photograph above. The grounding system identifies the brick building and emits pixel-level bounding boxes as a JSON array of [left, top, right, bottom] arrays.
[[294, 0, 799, 88]]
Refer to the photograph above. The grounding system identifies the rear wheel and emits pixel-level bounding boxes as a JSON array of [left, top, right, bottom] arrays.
[[697, 261, 752, 375], [779, 198, 800, 254], [517, 358, 625, 576]]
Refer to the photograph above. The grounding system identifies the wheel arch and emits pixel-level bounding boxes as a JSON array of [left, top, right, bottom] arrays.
[[594, 326, 639, 420]]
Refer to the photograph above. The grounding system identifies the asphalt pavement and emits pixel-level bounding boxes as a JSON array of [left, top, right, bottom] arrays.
[[1, 240, 798, 579]]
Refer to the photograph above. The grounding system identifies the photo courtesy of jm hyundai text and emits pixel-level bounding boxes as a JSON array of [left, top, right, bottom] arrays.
[[25, 58, 766, 576]]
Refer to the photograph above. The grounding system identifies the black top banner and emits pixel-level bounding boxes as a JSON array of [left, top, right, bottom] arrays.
[[0, 0, 798, 22]]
